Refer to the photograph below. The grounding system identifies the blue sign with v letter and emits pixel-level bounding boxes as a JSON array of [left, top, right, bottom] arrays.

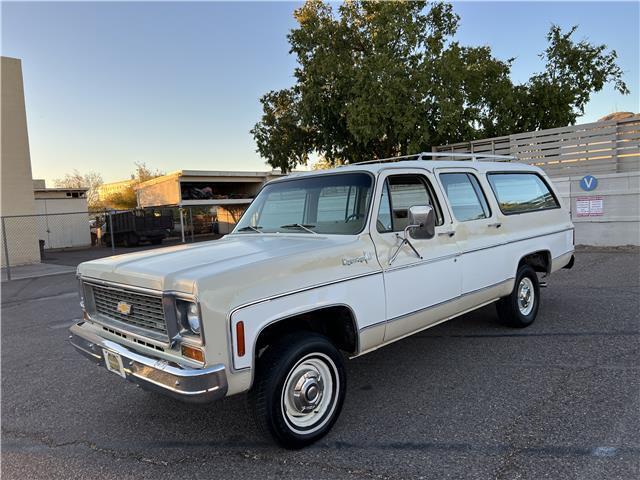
[[580, 175, 598, 192]]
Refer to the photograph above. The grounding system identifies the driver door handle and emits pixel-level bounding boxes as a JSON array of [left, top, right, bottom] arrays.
[[488, 222, 502, 229], [438, 230, 455, 237]]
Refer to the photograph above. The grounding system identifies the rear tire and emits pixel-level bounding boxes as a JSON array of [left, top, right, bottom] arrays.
[[496, 264, 540, 328], [248, 332, 346, 449]]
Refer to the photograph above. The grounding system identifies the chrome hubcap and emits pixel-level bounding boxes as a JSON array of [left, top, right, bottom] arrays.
[[281, 353, 338, 434], [291, 370, 324, 413], [518, 277, 535, 315]]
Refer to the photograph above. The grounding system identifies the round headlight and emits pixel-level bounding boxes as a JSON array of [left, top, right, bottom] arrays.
[[186, 302, 200, 334]]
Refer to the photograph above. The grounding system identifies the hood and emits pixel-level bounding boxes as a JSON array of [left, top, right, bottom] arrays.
[[77, 234, 362, 293]]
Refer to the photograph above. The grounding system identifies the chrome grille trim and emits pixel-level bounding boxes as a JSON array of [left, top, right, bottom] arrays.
[[86, 282, 168, 339]]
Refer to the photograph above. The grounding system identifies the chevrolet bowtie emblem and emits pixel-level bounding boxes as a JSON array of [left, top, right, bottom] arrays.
[[116, 301, 132, 315]]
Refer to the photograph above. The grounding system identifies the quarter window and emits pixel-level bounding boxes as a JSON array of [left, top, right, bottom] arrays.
[[439, 173, 491, 222], [487, 173, 559, 214], [377, 175, 443, 232]]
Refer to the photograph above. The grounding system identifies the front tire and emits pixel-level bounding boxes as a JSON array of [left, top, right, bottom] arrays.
[[496, 264, 540, 328], [248, 332, 346, 449]]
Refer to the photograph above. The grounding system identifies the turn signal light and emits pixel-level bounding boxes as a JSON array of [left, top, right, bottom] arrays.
[[236, 321, 246, 357], [181, 344, 204, 363]]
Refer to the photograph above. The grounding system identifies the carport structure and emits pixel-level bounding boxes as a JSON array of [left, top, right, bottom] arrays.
[[135, 170, 283, 240]]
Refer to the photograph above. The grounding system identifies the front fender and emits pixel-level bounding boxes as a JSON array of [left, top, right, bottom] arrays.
[[228, 272, 385, 374]]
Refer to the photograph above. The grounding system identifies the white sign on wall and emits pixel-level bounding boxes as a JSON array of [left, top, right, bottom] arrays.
[[576, 196, 604, 217]]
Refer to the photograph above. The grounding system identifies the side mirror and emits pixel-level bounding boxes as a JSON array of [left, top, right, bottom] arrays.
[[408, 205, 435, 239]]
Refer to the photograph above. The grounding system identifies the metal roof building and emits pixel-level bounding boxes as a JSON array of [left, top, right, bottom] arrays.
[[134, 169, 283, 208]]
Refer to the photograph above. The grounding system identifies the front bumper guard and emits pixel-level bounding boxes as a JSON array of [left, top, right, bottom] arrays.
[[69, 322, 228, 404]]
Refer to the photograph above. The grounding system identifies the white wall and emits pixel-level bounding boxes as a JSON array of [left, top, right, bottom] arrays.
[[34, 197, 91, 249], [552, 172, 640, 246]]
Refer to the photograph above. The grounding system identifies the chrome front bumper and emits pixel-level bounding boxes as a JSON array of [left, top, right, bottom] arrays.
[[68, 322, 228, 404]]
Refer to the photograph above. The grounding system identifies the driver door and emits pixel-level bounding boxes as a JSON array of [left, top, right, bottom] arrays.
[[370, 169, 461, 342]]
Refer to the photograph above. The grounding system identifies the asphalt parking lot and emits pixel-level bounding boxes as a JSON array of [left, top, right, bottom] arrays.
[[2, 248, 638, 479]]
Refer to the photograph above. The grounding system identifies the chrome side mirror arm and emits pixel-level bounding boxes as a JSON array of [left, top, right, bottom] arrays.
[[389, 225, 423, 265]]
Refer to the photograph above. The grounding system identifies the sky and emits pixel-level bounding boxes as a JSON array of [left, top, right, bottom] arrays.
[[2, 1, 638, 185]]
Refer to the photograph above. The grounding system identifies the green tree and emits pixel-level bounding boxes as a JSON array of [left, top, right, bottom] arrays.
[[251, 0, 629, 172]]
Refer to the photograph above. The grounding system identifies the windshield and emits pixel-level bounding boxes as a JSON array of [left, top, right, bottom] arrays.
[[234, 173, 374, 235]]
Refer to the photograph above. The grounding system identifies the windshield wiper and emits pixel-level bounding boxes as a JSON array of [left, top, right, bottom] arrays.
[[236, 225, 263, 233], [279, 223, 317, 234]]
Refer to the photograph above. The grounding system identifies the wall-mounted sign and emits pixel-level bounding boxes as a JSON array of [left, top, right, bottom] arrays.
[[576, 196, 604, 217], [580, 175, 598, 191]]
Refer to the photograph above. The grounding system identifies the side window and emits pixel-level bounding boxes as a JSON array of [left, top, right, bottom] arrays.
[[439, 173, 491, 222], [377, 174, 443, 232], [487, 173, 560, 214]]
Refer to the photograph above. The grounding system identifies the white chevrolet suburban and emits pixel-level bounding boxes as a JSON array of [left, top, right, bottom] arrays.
[[70, 153, 575, 448]]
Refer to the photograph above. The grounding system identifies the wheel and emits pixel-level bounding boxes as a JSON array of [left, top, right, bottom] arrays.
[[123, 233, 140, 247], [248, 332, 346, 449], [496, 264, 540, 328]]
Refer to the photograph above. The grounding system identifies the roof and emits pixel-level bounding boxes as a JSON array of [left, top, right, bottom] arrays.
[[34, 187, 88, 193], [135, 169, 283, 189], [275, 159, 540, 182]]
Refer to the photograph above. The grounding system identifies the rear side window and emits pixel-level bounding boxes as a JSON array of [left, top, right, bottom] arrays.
[[439, 173, 491, 222], [487, 173, 559, 214]]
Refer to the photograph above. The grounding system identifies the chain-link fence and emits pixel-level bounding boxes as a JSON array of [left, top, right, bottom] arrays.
[[1, 206, 235, 280]]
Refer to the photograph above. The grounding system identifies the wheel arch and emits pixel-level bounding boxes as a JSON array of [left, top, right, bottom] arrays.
[[253, 304, 360, 359], [517, 249, 551, 275]]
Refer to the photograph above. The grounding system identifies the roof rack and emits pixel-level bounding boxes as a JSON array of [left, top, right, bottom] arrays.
[[353, 151, 515, 165]]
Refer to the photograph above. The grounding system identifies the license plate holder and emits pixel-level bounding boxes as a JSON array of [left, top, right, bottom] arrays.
[[103, 349, 126, 378]]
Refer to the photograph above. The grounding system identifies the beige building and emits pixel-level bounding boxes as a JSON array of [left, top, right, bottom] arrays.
[[1, 56, 40, 265]]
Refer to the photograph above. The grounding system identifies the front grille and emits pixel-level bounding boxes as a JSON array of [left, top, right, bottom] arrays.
[[88, 283, 168, 338]]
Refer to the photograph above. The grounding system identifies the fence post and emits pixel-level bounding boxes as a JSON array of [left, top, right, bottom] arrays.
[[1, 217, 11, 281], [179, 208, 186, 243], [108, 211, 115, 254], [189, 207, 194, 243]]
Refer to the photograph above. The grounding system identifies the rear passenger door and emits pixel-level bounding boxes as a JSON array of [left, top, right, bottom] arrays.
[[371, 169, 461, 341], [436, 168, 509, 299]]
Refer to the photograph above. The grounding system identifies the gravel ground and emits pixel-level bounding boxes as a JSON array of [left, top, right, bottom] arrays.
[[1, 249, 638, 479]]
